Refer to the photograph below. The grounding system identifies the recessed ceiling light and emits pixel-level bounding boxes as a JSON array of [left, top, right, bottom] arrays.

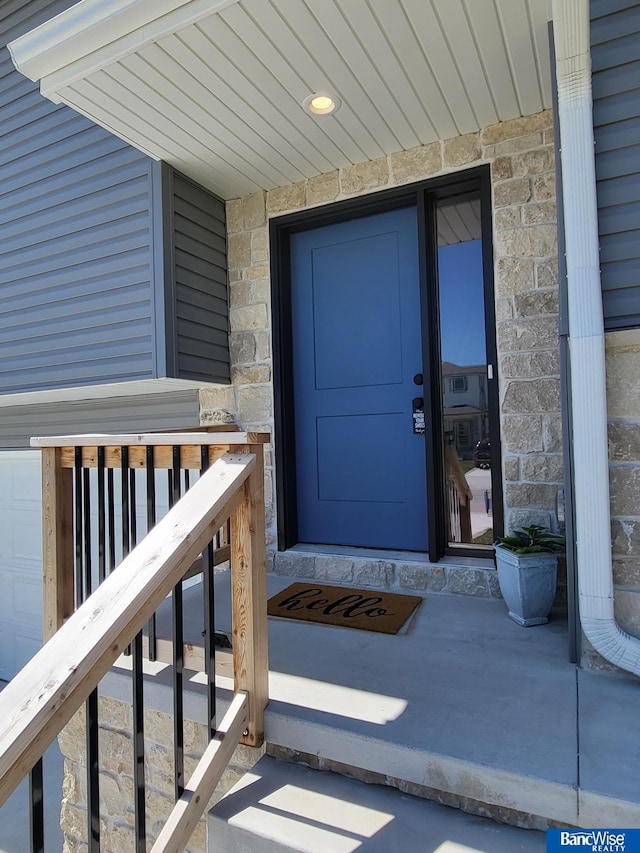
[[303, 92, 341, 116]]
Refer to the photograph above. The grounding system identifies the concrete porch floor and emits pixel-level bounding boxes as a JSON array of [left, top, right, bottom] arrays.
[[2, 568, 639, 851], [202, 570, 640, 832]]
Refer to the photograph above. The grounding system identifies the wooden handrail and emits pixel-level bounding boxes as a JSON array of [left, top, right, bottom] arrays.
[[0, 450, 265, 808], [445, 442, 473, 504], [445, 442, 473, 543], [151, 692, 249, 853]]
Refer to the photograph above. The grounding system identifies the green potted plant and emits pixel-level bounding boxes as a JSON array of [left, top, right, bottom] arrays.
[[494, 525, 565, 626]]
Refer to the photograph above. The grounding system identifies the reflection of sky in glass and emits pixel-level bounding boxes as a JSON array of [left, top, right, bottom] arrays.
[[438, 240, 486, 366]]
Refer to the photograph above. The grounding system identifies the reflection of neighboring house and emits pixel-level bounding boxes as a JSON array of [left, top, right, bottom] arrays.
[[442, 362, 489, 458]]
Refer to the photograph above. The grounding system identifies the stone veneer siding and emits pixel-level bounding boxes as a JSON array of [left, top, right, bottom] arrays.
[[582, 329, 640, 670], [199, 109, 563, 564], [58, 696, 264, 852]]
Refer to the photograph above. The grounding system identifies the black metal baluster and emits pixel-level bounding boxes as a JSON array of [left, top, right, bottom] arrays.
[[107, 467, 116, 575], [79, 452, 99, 853], [83, 466, 91, 599], [121, 447, 130, 559], [122, 448, 132, 657], [74, 448, 83, 607], [97, 448, 106, 585], [86, 689, 100, 853], [29, 758, 44, 853], [126, 462, 147, 853], [146, 446, 157, 661], [201, 447, 217, 739], [132, 628, 146, 852], [130, 467, 137, 546], [171, 446, 184, 799]]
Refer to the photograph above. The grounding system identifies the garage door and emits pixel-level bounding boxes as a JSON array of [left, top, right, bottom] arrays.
[[0, 451, 43, 681]]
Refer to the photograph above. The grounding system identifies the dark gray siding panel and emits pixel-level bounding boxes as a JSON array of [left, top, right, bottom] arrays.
[[0, 1, 157, 393], [172, 172, 230, 383], [591, 0, 640, 330]]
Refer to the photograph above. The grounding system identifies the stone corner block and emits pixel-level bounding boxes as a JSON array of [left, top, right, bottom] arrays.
[[198, 385, 236, 413], [353, 559, 395, 588], [236, 384, 273, 425], [242, 191, 267, 230], [444, 567, 491, 597], [306, 171, 340, 206], [315, 555, 355, 583], [443, 133, 481, 168], [340, 157, 390, 196], [273, 552, 316, 578], [267, 182, 306, 214], [226, 198, 243, 234], [390, 143, 442, 184], [229, 303, 269, 333], [397, 562, 445, 593]]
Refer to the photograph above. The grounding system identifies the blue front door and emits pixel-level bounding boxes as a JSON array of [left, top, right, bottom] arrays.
[[291, 206, 427, 550]]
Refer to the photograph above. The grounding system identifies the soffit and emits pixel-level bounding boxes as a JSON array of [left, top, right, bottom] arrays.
[[9, 0, 553, 200]]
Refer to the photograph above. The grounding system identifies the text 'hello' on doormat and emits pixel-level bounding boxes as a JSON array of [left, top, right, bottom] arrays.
[[267, 582, 422, 634]]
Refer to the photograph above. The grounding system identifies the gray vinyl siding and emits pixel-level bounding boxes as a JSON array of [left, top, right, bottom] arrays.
[[0, 0, 231, 396], [171, 172, 230, 383], [0, 0, 157, 393], [591, 0, 640, 330], [0, 0, 79, 45]]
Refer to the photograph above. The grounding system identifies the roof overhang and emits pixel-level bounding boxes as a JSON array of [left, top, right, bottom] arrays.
[[9, 0, 553, 200]]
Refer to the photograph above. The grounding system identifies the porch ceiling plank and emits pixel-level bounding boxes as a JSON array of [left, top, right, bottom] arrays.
[[8, 0, 243, 86], [143, 38, 315, 184], [8, 0, 554, 201], [463, 0, 521, 122], [530, 0, 553, 113], [432, 0, 499, 130], [155, 21, 341, 175], [494, 0, 547, 117], [401, 0, 477, 137], [368, 0, 455, 142], [440, 203, 476, 245], [198, 4, 361, 169], [456, 198, 482, 240], [64, 79, 253, 198], [119, 48, 290, 190], [304, 0, 423, 152], [226, 0, 388, 162], [103, 59, 279, 191]]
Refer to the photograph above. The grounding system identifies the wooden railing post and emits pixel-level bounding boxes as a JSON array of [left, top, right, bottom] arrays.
[[230, 444, 268, 747], [41, 447, 74, 641]]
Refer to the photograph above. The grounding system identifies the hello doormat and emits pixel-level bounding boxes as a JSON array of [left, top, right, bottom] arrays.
[[267, 582, 422, 634]]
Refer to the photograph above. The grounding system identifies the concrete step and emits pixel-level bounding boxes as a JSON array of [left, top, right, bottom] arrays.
[[208, 755, 546, 853]]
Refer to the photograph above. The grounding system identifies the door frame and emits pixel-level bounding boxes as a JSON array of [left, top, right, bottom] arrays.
[[269, 165, 503, 560]]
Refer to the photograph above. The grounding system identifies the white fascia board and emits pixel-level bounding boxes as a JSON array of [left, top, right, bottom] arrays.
[[8, 0, 240, 91]]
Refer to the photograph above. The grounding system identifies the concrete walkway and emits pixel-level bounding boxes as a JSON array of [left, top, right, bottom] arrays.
[[209, 755, 546, 852]]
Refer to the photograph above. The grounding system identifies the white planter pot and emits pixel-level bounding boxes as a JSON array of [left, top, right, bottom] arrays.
[[495, 544, 558, 627]]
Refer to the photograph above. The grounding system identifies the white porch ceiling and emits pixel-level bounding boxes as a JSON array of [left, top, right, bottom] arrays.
[[10, 0, 553, 200]]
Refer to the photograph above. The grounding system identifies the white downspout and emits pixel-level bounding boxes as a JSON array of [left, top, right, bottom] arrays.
[[552, 0, 640, 675]]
